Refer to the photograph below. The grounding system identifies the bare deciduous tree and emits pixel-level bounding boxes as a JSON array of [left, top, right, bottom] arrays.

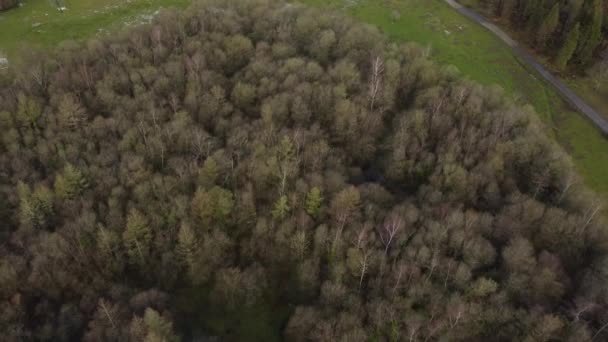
[[583, 199, 603, 230], [378, 213, 403, 255], [99, 299, 118, 332], [358, 249, 371, 290], [558, 171, 578, 203], [568, 298, 597, 322], [368, 56, 384, 112], [393, 261, 420, 294]]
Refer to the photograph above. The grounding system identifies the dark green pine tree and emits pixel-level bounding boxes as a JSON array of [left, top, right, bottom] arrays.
[[565, 0, 584, 31], [523, 0, 542, 30], [536, 3, 560, 49], [555, 23, 581, 70], [500, 0, 517, 22], [574, 0, 603, 65]]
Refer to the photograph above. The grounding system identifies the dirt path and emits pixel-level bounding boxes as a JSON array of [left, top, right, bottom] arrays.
[[444, 0, 608, 135]]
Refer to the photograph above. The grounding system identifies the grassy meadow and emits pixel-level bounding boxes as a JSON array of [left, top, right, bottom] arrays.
[[0, 0, 190, 59]]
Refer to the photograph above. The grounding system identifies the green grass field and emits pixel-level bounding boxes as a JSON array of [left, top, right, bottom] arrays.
[[0, 0, 190, 59], [566, 75, 608, 121], [1, 0, 607, 199]]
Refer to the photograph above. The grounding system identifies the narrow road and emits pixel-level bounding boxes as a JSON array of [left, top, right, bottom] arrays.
[[444, 0, 608, 135]]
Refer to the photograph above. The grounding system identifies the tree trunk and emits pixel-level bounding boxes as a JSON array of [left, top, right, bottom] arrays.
[[0, 0, 18, 11]]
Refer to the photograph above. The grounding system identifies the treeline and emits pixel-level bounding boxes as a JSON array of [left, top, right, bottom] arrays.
[[475, 0, 607, 70], [1, 0, 608, 340]]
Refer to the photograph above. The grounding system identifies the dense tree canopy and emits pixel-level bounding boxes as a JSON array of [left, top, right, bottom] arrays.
[[1, 0, 608, 340]]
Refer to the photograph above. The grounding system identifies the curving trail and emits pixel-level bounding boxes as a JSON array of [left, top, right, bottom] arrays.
[[444, 0, 608, 136]]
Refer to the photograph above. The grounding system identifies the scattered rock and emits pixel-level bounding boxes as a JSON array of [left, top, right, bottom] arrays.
[[0, 57, 8, 69], [343, 0, 360, 8]]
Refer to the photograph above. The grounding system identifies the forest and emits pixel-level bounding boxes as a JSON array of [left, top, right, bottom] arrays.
[[471, 0, 608, 72], [1, 0, 608, 340]]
